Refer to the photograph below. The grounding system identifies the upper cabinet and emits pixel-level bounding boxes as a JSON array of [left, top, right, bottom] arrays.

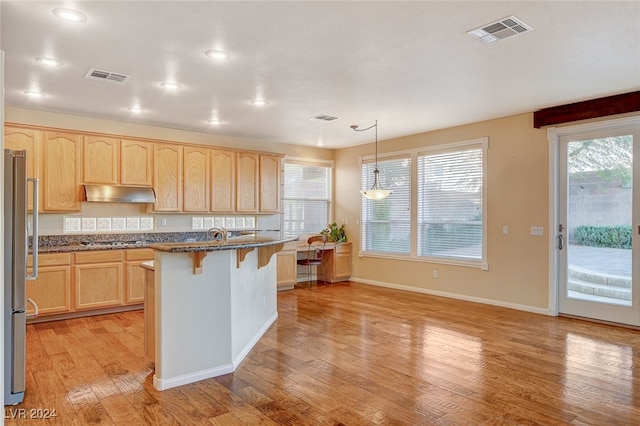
[[259, 154, 281, 213], [4, 126, 39, 211], [211, 149, 236, 213], [183, 146, 210, 212], [4, 123, 282, 214], [83, 136, 119, 184], [120, 140, 153, 186], [153, 144, 183, 212], [236, 152, 258, 213], [41, 131, 82, 212]]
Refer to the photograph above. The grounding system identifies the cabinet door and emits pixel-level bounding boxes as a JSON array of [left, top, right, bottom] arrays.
[[183, 146, 210, 212], [125, 261, 147, 304], [211, 149, 236, 212], [259, 154, 281, 212], [334, 252, 352, 280], [74, 262, 123, 310], [153, 144, 183, 211], [42, 131, 82, 211], [276, 250, 297, 290], [124, 249, 153, 305], [26, 266, 72, 316], [4, 126, 39, 211], [120, 140, 152, 186], [83, 136, 119, 184], [236, 152, 258, 212]]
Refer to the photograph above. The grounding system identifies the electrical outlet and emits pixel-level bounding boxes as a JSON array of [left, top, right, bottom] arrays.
[[161, 218, 167, 226], [503, 226, 509, 235], [531, 226, 544, 236], [433, 270, 438, 279]]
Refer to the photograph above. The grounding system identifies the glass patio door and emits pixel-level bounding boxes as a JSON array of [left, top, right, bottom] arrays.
[[558, 125, 640, 326]]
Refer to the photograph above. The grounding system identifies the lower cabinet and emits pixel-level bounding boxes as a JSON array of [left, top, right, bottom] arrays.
[[276, 242, 298, 291], [27, 253, 72, 316], [318, 242, 352, 284], [74, 250, 124, 310], [27, 248, 152, 321], [125, 249, 154, 304]]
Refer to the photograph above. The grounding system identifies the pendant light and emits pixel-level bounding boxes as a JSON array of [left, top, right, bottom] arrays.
[[351, 120, 392, 200]]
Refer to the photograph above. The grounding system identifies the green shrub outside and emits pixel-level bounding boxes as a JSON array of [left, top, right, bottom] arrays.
[[572, 225, 632, 249]]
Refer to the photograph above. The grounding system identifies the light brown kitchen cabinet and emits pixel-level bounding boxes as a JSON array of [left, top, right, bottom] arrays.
[[276, 241, 298, 291], [236, 151, 258, 212], [211, 149, 236, 212], [318, 242, 352, 283], [183, 146, 210, 212], [41, 131, 82, 211], [83, 136, 119, 184], [4, 126, 39, 211], [120, 139, 153, 186], [74, 250, 123, 310], [153, 144, 183, 211], [259, 154, 281, 213], [124, 249, 153, 304], [26, 253, 71, 317]]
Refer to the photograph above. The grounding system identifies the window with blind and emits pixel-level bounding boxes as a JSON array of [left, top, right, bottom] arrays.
[[360, 137, 487, 268], [361, 155, 411, 255], [283, 160, 332, 237], [418, 146, 483, 261]]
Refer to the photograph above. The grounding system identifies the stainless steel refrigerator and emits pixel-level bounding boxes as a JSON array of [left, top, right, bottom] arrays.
[[4, 149, 38, 405]]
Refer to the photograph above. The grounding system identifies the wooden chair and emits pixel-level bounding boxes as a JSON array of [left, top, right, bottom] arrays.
[[297, 235, 327, 287]]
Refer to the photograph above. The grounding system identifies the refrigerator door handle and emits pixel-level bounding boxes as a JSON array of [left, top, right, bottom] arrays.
[[26, 178, 39, 280]]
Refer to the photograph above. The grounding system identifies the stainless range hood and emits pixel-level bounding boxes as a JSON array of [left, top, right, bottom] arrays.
[[83, 184, 156, 203]]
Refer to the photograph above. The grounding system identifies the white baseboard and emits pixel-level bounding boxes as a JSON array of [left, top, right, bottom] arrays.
[[153, 364, 234, 391], [352, 277, 549, 316], [233, 311, 278, 369]]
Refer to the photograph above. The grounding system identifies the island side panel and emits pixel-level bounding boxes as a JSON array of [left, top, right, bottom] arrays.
[[230, 248, 278, 366], [154, 250, 233, 390]]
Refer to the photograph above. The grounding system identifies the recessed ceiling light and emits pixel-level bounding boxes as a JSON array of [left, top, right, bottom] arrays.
[[128, 107, 142, 113], [251, 99, 269, 106], [36, 57, 62, 66], [160, 82, 181, 90], [24, 90, 45, 98], [205, 50, 230, 60], [208, 119, 222, 125], [52, 8, 87, 22]]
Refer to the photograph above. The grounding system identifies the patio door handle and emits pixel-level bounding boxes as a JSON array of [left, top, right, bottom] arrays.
[[557, 234, 564, 250]]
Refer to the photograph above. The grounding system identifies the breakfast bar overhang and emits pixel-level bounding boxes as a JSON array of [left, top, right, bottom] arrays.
[[148, 235, 297, 391]]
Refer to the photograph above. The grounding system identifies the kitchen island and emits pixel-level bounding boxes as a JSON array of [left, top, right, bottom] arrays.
[[147, 234, 297, 391]]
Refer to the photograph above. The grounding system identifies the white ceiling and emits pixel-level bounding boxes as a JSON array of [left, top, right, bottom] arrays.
[[2, 1, 639, 149]]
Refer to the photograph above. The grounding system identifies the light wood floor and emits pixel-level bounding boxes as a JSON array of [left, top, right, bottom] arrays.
[[6, 282, 640, 425]]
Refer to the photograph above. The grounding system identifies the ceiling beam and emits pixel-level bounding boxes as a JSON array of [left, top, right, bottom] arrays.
[[533, 91, 640, 128]]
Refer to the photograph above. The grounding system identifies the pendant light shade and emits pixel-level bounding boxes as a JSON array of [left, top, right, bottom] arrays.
[[351, 120, 392, 200]]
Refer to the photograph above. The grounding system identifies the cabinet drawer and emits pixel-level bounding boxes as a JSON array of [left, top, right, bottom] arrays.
[[74, 250, 123, 264], [335, 242, 352, 254], [28, 253, 71, 267], [125, 248, 154, 261]]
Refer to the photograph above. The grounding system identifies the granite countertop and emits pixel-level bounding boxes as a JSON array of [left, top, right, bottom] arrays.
[[149, 235, 299, 253], [31, 231, 285, 254]]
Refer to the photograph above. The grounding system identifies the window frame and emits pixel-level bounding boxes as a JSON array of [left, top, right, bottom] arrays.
[[359, 137, 488, 270], [282, 157, 333, 238]]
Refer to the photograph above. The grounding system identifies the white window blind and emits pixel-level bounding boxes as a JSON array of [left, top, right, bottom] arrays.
[[283, 161, 332, 236], [417, 146, 483, 261], [361, 154, 411, 255]]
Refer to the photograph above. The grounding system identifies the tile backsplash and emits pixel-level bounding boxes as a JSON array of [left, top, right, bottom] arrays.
[[191, 216, 256, 230], [65, 216, 154, 233]]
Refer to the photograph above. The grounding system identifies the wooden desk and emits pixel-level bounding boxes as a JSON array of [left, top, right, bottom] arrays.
[[276, 241, 352, 290]]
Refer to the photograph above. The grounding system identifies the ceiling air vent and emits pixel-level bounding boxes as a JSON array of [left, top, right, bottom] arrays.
[[467, 15, 533, 44], [308, 114, 339, 122], [85, 68, 130, 85]]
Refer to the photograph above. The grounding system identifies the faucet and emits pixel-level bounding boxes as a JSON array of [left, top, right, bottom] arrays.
[[207, 226, 228, 244]]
